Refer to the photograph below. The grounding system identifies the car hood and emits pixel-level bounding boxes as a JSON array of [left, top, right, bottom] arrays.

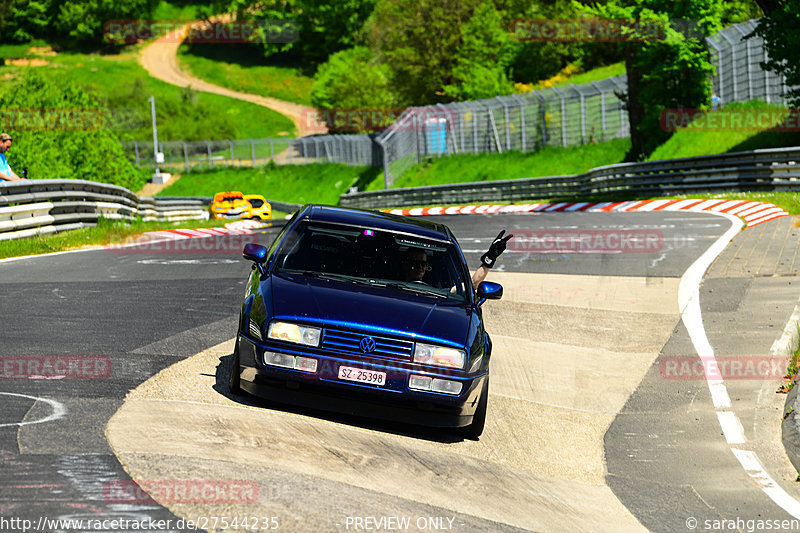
[[269, 273, 474, 347]]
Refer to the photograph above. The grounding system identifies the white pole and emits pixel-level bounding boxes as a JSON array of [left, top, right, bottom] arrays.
[[149, 96, 159, 174]]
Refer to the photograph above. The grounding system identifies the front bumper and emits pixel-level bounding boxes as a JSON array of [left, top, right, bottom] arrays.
[[235, 335, 486, 428]]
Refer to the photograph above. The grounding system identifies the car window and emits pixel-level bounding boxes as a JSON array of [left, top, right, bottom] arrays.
[[273, 221, 470, 302], [248, 199, 264, 208]]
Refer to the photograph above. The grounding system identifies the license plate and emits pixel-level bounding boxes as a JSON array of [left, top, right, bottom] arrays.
[[338, 366, 386, 386]]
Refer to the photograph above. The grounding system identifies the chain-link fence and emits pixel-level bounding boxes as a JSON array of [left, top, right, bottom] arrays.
[[122, 134, 379, 172], [706, 20, 787, 106], [375, 77, 631, 186]]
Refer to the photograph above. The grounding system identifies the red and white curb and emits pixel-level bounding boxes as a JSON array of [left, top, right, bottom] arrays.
[[387, 199, 791, 228], [116, 220, 266, 246]]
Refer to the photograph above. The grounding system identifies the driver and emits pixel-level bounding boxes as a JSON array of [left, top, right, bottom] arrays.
[[400, 230, 513, 290]]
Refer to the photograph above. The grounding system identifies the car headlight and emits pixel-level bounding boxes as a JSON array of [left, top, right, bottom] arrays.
[[413, 343, 465, 369], [267, 321, 321, 347]]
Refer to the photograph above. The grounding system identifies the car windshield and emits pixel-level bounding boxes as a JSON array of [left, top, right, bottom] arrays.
[[248, 199, 264, 208], [273, 221, 470, 302]]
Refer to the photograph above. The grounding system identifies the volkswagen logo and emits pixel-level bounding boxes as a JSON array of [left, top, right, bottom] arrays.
[[359, 336, 377, 353]]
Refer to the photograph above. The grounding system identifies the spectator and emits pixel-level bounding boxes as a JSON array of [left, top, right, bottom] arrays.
[[0, 133, 24, 181], [711, 92, 721, 111]]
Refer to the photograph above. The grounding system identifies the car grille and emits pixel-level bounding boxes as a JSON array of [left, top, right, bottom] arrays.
[[321, 328, 413, 360]]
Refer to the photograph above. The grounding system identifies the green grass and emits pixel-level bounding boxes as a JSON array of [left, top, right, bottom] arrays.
[[553, 62, 626, 87], [152, 0, 204, 22], [371, 138, 631, 191], [649, 101, 800, 160], [0, 216, 232, 259], [0, 49, 296, 142], [178, 44, 315, 106], [157, 163, 381, 205]]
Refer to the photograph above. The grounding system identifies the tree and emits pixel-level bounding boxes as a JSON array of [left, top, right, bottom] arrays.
[[0, 71, 147, 190], [212, 0, 375, 66], [752, 1, 800, 107], [366, 0, 484, 105], [442, 3, 515, 101], [580, 0, 719, 160], [310, 46, 399, 132]]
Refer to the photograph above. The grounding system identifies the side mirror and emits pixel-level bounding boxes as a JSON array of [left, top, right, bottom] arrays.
[[476, 281, 503, 306], [243, 243, 268, 277], [243, 243, 267, 263]]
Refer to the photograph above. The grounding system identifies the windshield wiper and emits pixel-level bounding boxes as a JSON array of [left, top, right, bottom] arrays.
[[385, 282, 447, 298], [301, 271, 376, 286]]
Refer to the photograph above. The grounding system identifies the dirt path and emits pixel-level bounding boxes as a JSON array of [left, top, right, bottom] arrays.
[[138, 19, 327, 137]]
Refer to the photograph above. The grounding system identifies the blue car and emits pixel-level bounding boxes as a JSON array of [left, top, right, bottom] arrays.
[[229, 205, 502, 438]]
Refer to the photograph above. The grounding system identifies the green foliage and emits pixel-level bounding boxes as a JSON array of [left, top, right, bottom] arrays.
[[0, 71, 148, 189], [212, 0, 376, 66], [2, 0, 160, 48], [442, 3, 515, 100], [754, 2, 800, 108], [367, 0, 483, 105], [580, 0, 720, 160], [310, 46, 398, 131]]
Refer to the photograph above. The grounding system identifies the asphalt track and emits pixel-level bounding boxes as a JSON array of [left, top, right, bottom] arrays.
[[1, 211, 799, 532]]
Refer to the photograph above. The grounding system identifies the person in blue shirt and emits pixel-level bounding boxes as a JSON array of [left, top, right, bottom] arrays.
[[0, 133, 23, 181]]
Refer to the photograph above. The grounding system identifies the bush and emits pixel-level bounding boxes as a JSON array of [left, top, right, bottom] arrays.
[[0, 71, 149, 190], [310, 46, 399, 132]]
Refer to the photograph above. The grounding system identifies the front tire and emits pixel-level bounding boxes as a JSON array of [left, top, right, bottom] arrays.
[[459, 377, 488, 440], [228, 344, 242, 395]]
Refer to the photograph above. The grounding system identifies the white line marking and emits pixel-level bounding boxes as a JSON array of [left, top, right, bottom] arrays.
[[731, 449, 800, 519], [0, 392, 66, 427], [678, 210, 800, 518], [717, 411, 746, 444]]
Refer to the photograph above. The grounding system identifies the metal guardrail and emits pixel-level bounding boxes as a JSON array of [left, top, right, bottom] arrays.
[[0, 180, 209, 241], [339, 147, 800, 210]]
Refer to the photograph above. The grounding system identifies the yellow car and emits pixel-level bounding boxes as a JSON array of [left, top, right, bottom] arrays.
[[243, 194, 272, 221], [209, 191, 249, 220]]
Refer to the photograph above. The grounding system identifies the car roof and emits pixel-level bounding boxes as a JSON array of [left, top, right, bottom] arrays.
[[298, 205, 454, 242]]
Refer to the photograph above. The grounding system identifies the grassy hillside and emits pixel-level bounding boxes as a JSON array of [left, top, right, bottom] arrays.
[[648, 101, 800, 160], [0, 46, 296, 142], [369, 138, 631, 191], [178, 44, 315, 106]]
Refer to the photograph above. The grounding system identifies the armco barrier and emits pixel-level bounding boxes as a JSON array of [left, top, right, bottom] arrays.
[[0, 180, 299, 241], [339, 146, 800, 210]]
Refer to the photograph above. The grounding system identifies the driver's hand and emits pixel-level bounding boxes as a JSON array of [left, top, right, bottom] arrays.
[[480, 230, 513, 268]]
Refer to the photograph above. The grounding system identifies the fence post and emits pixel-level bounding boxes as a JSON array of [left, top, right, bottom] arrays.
[[551, 86, 568, 147], [181, 141, 189, 172], [706, 38, 723, 100], [608, 76, 627, 137], [132, 141, 140, 167], [571, 84, 587, 144], [205, 140, 212, 167], [591, 82, 607, 141], [510, 94, 526, 152], [718, 30, 738, 102], [464, 102, 479, 153], [496, 97, 512, 152], [249, 138, 256, 167], [531, 90, 546, 148]]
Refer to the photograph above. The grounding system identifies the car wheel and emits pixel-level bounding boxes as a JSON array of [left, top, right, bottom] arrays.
[[229, 344, 242, 395], [459, 377, 488, 440]]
